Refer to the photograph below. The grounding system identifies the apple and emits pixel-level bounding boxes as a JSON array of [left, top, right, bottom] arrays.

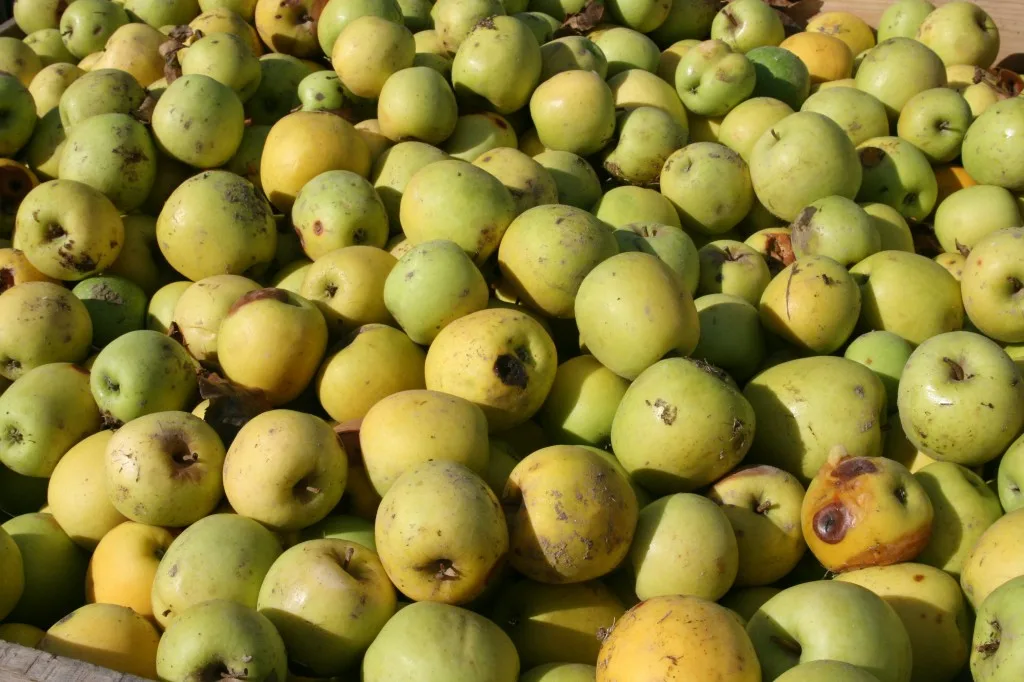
[[696, 240, 771, 304], [223, 409, 347, 531], [961, 98, 1024, 192], [718, 97, 794, 163], [363, 601, 519, 682], [151, 513, 283, 628], [593, 186, 682, 230], [375, 460, 506, 604], [915, 461, 1003, 576], [709, 0, 785, 54], [692, 294, 766, 382], [836, 563, 972, 682], [257, 539, 396, 676], [598, 595, 760, 682], [656, 38, 699, 83], [800, 87, 889, 148], [490, 579, 625, 668], [844, 331, 913, 412], [971, 574, 1024, 682], [89, 330, 198, 426], [0, 280, 92, 381], [745, 580, 913, 682], [962, 507, 1024, 610], [935, 186, 1023, 255], [998, 434, 1024, 512], [745, 45, 810, 110], [156, 599, 288, 682], [962, 227, 1024, 343], [0, 362, 100, 478], [790, 195, 880, 266], [0, 526, 23, 621], [660, 143, 753, 237], [2, 512, 88, 629], [46, 430, 125, 551], [855, 38, 947, 120], [707, 464, 807, 587], [850, 251, 964, 346], [935, 252, 966, 281], [105, 411, 226, 528], [877, 0, 935, 42], [896, 88, 974, 164], [963, 80, 1007, 117], [899, 331, 1024, 467], [85, 521, 175, 620], [171, 275, 261, 367], [806, 11, 875, 57], [674, 39, 756, 117], [779, 32, 854, 86], [39, 603, 160, 679], [59, 0, 129, 59], [917, 1, 1000, 69], [536, 355, 630, 448], [801, 448, 933, 573], [775, 661, 882, 682], [857, 136, 939, 221], [748, 111, 862, 221]]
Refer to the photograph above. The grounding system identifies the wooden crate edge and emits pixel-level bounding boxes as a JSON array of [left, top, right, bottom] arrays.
[[0, 641, 152, 682]]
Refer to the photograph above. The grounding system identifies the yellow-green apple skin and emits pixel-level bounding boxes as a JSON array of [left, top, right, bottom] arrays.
[[151, 514, 283, 628], [39, 603, 161, 679], [692, 293, 766, 381], [0, 526, 23, 621], [360, 389, 490, 496], [844, 330, 914, 412], [856, 136, 939, 221], [362, 601, 520, 682], [746, 580, 913, 682], [971, 574, 1024, 682], [916, 1, 1000, 69], [537, 355, 630, 448], [425, 307, 558, 431], [47, 430, 126, 550], [898, 331, 1024, 467], [0, 281, 92, 381], [719, 586, 781, 624], [862, 202, 915, 252], [914, 461, 1004, 576], [962, 227, 1024, 343], [104, 410, 226, 528], [300, 514, 375, 550], [788, 196, 880, 267], [836, 563, 972, 682], [597, 595, 760, 682], [156, 599, 288, 682], [0, 623, 45, 648], [896, 87, 973, 165], [490, 579, 624, 668], [503, 445, 638, 584], [743, 356, 887, 484], [801, 449, 933, 573], [855, 37, 947, 120], [257, 539, 397, 676], [877, 0, 935, 43], [375, 460, 507, 604], [629, 492, 738, 601], [962, 508, 1024, 609], [776, 661, 881, 682], [610, 357, 755, 495], [707, 464, 807, 587], [800, 86, 889, 148], [86, 521, 175, 620], [935, 186, 1022, 255], [998, 433, 1024, 512], [223, 409, 347, 530], [2, 512, 88, 629], [521, 663, 597, 682], [718, 97, 794, 162], [171, 274, 261, 367]]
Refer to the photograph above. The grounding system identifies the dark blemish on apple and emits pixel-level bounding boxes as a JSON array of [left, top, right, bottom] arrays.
[[893, 486, 908, 505], [982, 402, 995, 409], [312, 219, 324, 235], [833, 457, 877, 480], [812, 502, 851, 544], [943, 357, 969, 381], [913, 574, 925, 582], [644, 398, 677, 425], [853, 385, 865, 398], [976, 620, 1001, 656]]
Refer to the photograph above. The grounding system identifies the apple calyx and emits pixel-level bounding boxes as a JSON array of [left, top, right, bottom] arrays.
[[942, 357, 971, 382], [197, 659, 250, 681], [420, 558, 461, 582], [976, 619, 1001, 657]]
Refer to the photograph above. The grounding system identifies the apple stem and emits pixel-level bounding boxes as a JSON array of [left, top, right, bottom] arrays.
[[755, 499, 773, 514], [306, 485, 321, 495]]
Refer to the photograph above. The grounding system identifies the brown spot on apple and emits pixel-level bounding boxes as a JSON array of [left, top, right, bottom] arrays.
[[812, 502, 851, 544]]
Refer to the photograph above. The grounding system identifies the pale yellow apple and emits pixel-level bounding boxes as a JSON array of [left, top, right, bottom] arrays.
[[39, 603, 160, 679], [961, 508, 1024, 609], [85, 521, 175, 620], [47, 430, 126, 550]]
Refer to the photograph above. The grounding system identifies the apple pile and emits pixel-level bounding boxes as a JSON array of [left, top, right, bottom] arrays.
[[2, 0, 1024, 680]]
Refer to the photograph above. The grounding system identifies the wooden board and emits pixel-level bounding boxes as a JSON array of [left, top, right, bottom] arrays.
[[0, 642, 151, 682]]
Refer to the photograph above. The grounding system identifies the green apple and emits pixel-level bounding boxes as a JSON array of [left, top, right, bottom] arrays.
[[69, 276, 147, 348], [692, 293, 765, 381], [790, 195, 880, 266], [857, 136, 939, 221], [749, 111, 862, 221], [709, 0, 785, 54], [105, 411, 225, 528], [915, 461, 1003, 576], [972, 575, 1024, 682], [90, 330, 198, 425], [613, 222, 699, 294], [718, 97, 794, 163], [962, 99, 1024, 192], [611, 357, 755, 494], [490, 579, 624, 668], [0, 74, 37, 157], [855, 38, 947, 120], [998, 432, 1024, 512], [0, 281, 92, 381], [899, 331, 1024, 467], [0, 526, 23, 621], [629, 492, 738, 601], [745, 45, 810, 109], [660, 142, 754, 235], [593, 185, 682, 229], [744, 356, 886, 483], [2, 512, 88, 629], [850, 250, 964, 346], [59, 0, 129, 59], [897, 88, 974, 164], [707, 464, 807, 588], [800, 87, 889, 148], [674, 39, 756, 117], [257, 539, 396, 676], [961, 227, 1024, 342], [917, 1, 1000, 69], [877, 0, 935, 42], [697, 240, 771, 304], [363, 601, 519, 682], [300, 514, 376, 550], [520, 663, 596, 682], [844, 331, 914, 412], [146, 281, 191, 335], [151, 514, 283, 628], [156, 600, 287, 682], [935, 186, 1023, 255], [13, 0, 73, 33], [776, 661, 881, 682], [837, 563, 971, 682], [0, 362, 100, 478], [591, 27, 660, 78], [648, 0, 718, 47], [746, 580, 913, 682], [537, 355, 629, 448]]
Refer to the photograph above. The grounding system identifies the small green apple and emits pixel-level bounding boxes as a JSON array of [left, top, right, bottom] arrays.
[[857, 136, 939, 221], [877, 0, 935, 42], [674, 39, 756, 117], [897, 88, 974, 164], [520, 663, 596, 682], [790, 195, 880, 266], [692, 294, 765, 381], [961, 227, 1024, 342], [660, 142, 754, 235], [709, 0, 785, 54], [844, 331, 914, 412], [300, 514, 375, 550], [963, 99, 1024, 193], [800, 86, 889, 148], [537, 355, 629, 448], [697, 239, 771, 304], [862, 203, 915, 252], [718, 97, 794, 162], [59, 0, 130, 59], [776, 661, 881, 682], [855, 37, 947, 120], [935, 185, 1022, 255], [71, 276, 147, 348], [745, 45, 810, 109], [613, 222, 699, 294], [0, 75, 37, 157], [917, 1, 1000, 69]]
